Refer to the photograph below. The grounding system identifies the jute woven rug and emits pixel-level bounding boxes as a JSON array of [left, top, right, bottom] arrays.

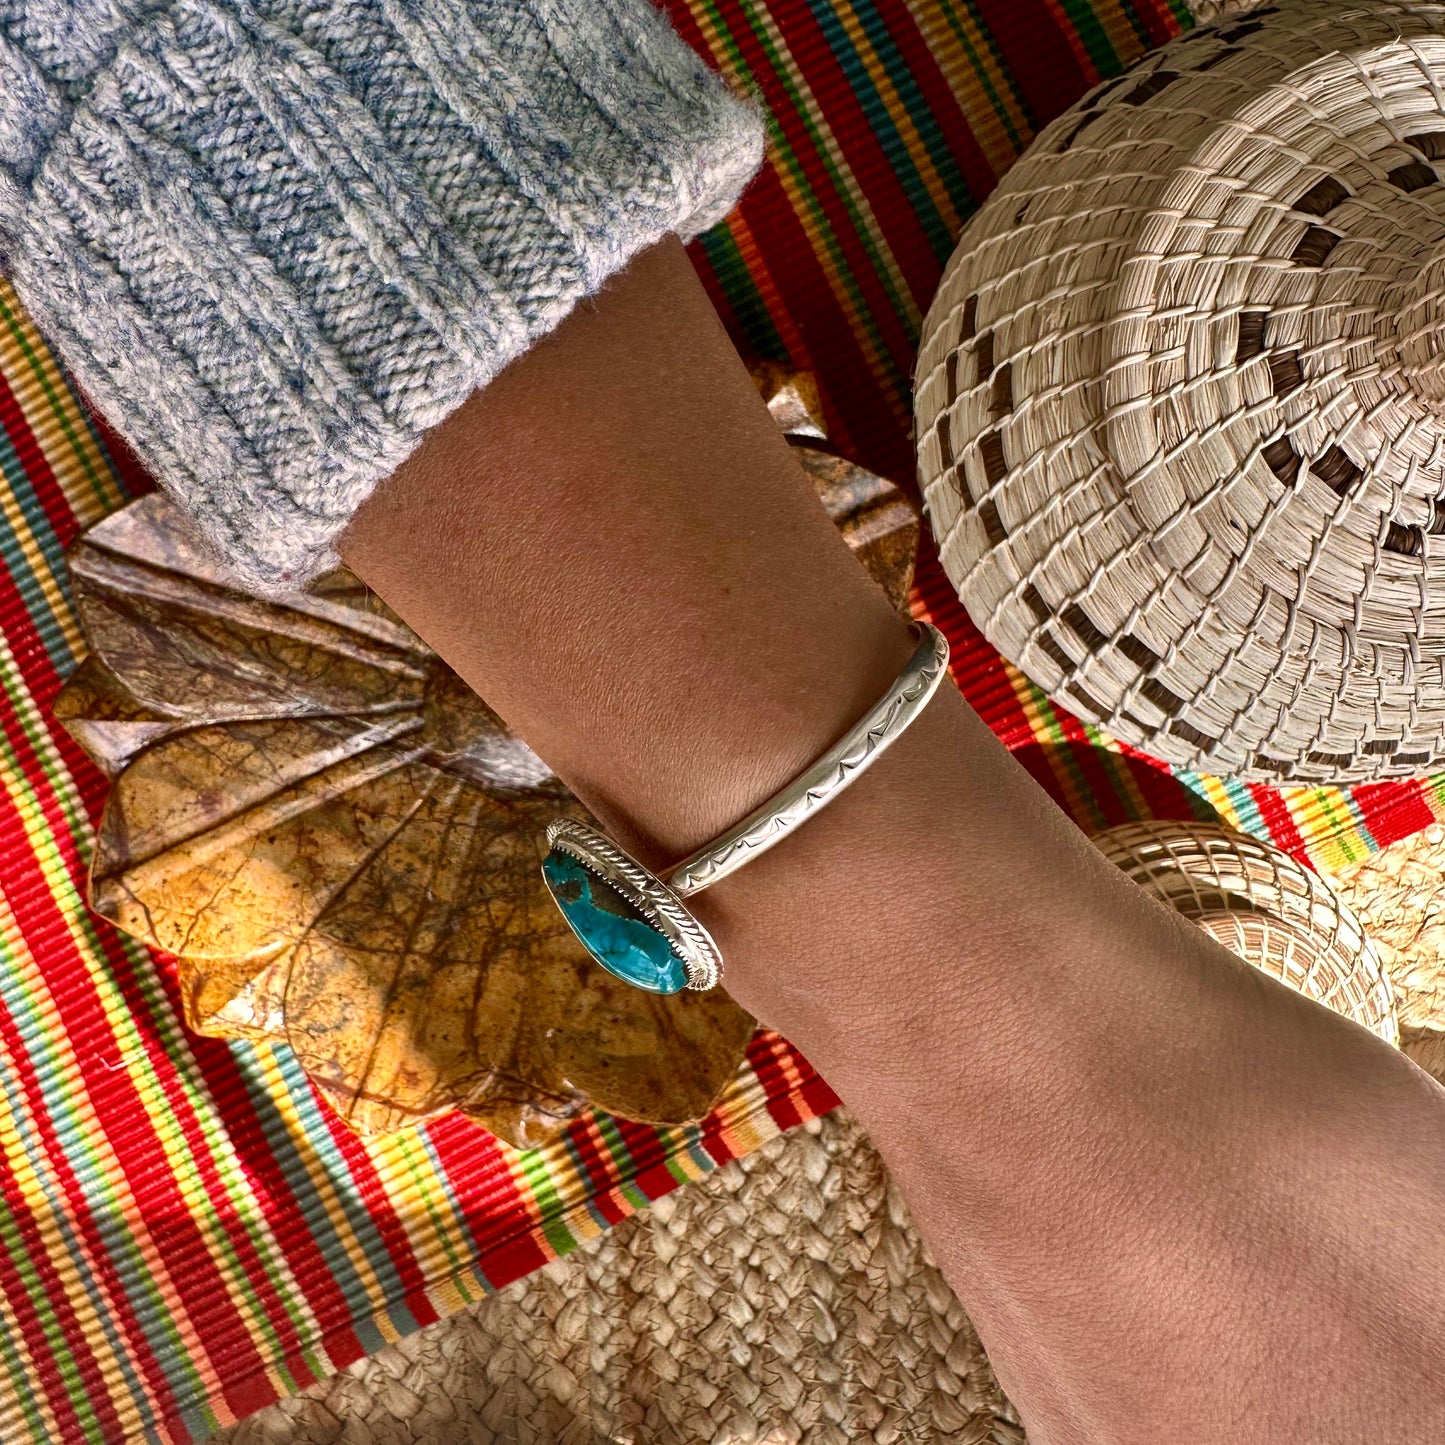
[[1329, 823, 1445, 1069], [212, 1107, 1021, 1445]]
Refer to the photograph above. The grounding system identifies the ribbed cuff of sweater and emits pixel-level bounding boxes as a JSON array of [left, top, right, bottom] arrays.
[[0, 0, 764, 592]]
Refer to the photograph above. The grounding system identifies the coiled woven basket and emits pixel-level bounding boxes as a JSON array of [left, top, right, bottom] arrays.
[[916, 0, 1445, 784], [1092, 819, 1399, 1044]]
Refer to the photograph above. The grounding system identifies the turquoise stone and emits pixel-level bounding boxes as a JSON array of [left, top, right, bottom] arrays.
[[542, 849, 688, 995]]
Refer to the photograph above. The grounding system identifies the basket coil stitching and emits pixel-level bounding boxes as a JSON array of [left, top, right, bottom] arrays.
[[916, 0, 1445, 784]]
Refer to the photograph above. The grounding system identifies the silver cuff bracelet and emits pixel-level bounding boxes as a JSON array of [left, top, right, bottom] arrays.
[[541, 621, 951, 994]]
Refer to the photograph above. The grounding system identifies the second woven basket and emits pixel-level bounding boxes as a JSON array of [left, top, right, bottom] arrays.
[[917, 0, 1445, 784], [1092, 819, 1398, 1044]]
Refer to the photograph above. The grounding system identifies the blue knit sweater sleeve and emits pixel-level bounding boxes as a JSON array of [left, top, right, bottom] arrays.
[[0, 1, 764, 591]]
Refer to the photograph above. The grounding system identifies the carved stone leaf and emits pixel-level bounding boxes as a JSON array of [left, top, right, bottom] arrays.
[[58, 495, 757, 1149], [91, 716, 431, 968], [751, 358, 919, 611], [796, 442, 919, 611], [67, 495, 430, 727]]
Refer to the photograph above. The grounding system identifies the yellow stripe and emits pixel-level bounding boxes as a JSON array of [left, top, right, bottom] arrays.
[[0, 467, 85, 658], [0, 987, 86, 1445], [834, 1, 964, 235], [0, 278, 123, 664], [1191, 774, 1246, 833], [901, 0, 1030, 174], [1043, 0, 1100, 81], [0, 636, 314, 1404], [0, 281, 335, 1407], [691, 2, 916, 433], [240, 1045, 410, 1354], [0, 277, 126, 528], [1003, 661, 1110, 828], [364, 1130, 478, 1292], [707, 1059, 786, 1160], [1092, 738, 1152, 820], [1281, 785, 1371, 868], [1086, 0, 1162, 65], [0, 886, 229, 1435]]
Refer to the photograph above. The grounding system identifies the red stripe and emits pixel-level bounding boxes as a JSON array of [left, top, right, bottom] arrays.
[[0, 877, 177, 1438], [741, 164, 910, 476], [0, 439, 213, 1437], [754, 2, 950, 311], [0, 783, 279, 1428], [796, 1072, 842, 1116], [668, 1, 902, 459], [473, 1232, 551, 1293], [564, 1115, 631, 1224], [7, 373, 449, 1403], [673, 2, 917, 470], [0, 436, 346, 1419], [0, 1110, 104, 1443], [0, 369, 94, 552], [686, 241, 748, 342], [309, 1089, 437, 1332], [752, 1036, 807, 1132], [869, 2, 1000, 212], [423, 1116, 551, 1289], [971, 0, 1092, 130], [79, 398, 156, 504], [1349, 782, 1436, 852], [1246, 783, 1307, 860], [1133, 0, 1184, 48], [165, 1031, 367, 1376], [1120, 750, 1214, 821]]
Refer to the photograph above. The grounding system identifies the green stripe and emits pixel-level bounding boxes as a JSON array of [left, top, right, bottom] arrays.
[[235, 1045, 413, 1369], [0, 429, 81, 676], [1184, 773, 1270, 840], [0, 1156, 108, 1443], [1305, 787, 1377, 862], [0, 630, 326, 1423], [697, 225, 789, 362], [1053, 0, 1142, 74], [848, 1, 980, 222], [399, 1130, 473, 1283], [0, 1144, 81, 1442], [703, 0, 919, 390], [0, 923, 199, 1435], [927, 0, 1027, 152], [592, 1111, 660, 1212], [557, 1126, 620, 1233], [515, 1147, 579, 1260], [0, 646, 223, 1412], [805, 0, 959, 259], [0, 288, 124, 522]]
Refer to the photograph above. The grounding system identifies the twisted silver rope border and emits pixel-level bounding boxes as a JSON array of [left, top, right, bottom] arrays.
[[545, 818, 722, 991]]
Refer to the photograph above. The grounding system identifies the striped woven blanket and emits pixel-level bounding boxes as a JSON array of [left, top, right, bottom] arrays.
[[1, 2, 1437, 1439]]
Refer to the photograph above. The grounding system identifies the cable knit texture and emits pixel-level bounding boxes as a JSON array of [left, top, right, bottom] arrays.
[[0, 0, 764, 591]]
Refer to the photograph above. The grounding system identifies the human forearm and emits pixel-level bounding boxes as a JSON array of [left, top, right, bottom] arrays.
[[338, 235, 915, 874], [340, 236, 1445, 1443]]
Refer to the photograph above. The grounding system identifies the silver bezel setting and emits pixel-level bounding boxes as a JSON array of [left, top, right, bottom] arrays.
[[545, 818, 723, 992]]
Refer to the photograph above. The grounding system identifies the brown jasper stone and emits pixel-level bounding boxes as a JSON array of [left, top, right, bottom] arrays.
[[750, 360, 920, 612], [56, 493, 756, 1147]]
